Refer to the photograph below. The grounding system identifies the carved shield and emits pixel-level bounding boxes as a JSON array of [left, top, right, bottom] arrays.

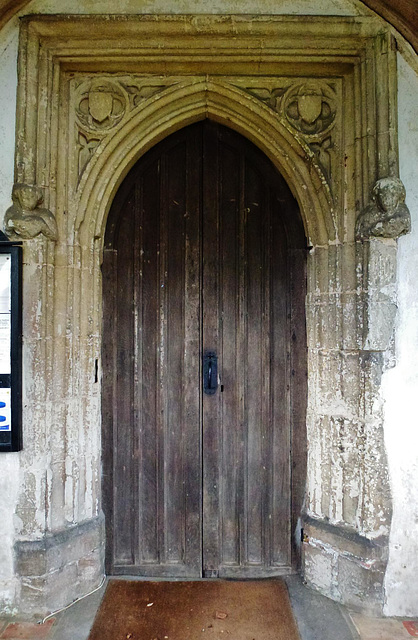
[[298, 94, 322, 124], [88, 91, 113, 123]]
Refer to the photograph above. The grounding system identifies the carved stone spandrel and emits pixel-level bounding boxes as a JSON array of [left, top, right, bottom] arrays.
[[122, 81, 173, 108], [356, 177, 411, 240], [4, 183, 58, 241], [78, 132, 101, 182], [233, 77, 341, 203]]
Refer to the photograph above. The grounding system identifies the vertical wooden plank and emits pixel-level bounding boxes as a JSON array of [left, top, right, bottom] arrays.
[[139, 161, 160, 564], [261, 183, 272, 568], [270, 188, 291, 567], [289, 245, 308, 569], [165, 141, 187, 564], [183, 126, 203, 574], [244, 161, 264, 566], [237, 151, 248, 572], [202, 120, 221, 575], [133, 178, 143, 567], [157, 152, 169, 567], [114, 194, 135, 565], [218, 139, 240, 567]]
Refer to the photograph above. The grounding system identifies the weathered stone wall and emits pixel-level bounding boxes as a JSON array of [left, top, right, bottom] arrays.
[[0, 0, 416, 620], [303, 238, 394, 614]]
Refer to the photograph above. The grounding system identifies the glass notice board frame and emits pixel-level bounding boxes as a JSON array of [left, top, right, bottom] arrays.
[[0, 241, 22, 452]]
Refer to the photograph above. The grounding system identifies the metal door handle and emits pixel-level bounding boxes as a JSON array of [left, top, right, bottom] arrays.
[[203, 352, 218, 395]]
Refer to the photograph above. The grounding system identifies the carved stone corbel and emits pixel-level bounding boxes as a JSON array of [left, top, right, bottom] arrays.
[[4, 183, 58, 241], [356, 177, 411, 240], [357, 178, 410, 352]]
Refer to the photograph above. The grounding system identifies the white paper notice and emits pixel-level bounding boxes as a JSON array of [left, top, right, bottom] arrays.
[[0, 255, 11, 375], [0, 388, 11, 431]]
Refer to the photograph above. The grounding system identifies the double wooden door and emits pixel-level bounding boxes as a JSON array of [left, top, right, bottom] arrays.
[[102, 120, 306, 578]]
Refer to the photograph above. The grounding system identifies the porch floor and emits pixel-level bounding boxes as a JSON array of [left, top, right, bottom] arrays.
[[0, 576, 417, 640]]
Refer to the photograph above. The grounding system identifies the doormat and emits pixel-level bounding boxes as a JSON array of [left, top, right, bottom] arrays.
[[88, 579, 300, 640]]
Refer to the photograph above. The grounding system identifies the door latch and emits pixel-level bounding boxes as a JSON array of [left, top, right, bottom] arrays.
[[203, 351, 218, 395]]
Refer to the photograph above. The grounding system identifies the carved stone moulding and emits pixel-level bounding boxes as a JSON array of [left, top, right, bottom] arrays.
[[72, 76, 178, 181], [233, 77, 341, 195], [74, 77, 175, 133], [283, 82, 337, 138], [355, 176, 411, 354], [234, 79, 337, 138], [15, 14, 399, 244], [71, 74, 341, 202], [356, 176, 411, 240], [75, 79, 127, 132], [4, 183, 57, 241]]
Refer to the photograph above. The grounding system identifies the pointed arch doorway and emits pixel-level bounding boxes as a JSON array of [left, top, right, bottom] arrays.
[[102, 120, 307, 578]]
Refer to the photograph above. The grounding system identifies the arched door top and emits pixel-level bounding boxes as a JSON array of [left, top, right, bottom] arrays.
[[76, 79, 336, 249]]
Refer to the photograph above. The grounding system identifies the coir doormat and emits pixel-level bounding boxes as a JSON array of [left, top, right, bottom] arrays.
[[88, 579, 301, 640]]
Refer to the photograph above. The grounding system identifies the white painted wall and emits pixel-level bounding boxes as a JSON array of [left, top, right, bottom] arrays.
[[0, 19, 19, 616], [382, 54, 418, 618]]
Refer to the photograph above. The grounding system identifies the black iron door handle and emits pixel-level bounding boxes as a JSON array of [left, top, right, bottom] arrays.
[[203, 351, 218, 395]]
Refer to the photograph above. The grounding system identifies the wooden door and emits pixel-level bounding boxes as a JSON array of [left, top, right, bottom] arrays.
[[102, 121, 306, 578]]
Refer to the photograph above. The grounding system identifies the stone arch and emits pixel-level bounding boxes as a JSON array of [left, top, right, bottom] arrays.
[[76, 79, 336, 250]]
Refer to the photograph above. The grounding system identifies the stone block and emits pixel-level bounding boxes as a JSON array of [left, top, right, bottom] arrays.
[[302, 542, 334, 597], [45, 563, 79, 612], [15, 547, 47, 578], [363, 299, 397, 351], [45, 518, 104, 572], [366, 239, 397, 295], [339, 352, 361, 415], [308, 295, 352, 350], [340, 242, 357, 293], [327, 244, 339, 294], [18, 575, 48, 615], [302, 516, 388, 613], [14, 514, 105, 617], [77, 548, 104, 587], [341, 292, 358, 350], [303, 516, 387, 561], [311, 247, 329, 295], [362, 238, 398, 351], [305, 302, 318, 349], [337, 555, 385, 615]]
